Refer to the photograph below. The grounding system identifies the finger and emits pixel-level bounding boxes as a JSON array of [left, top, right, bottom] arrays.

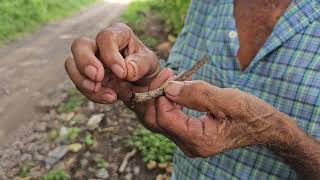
[[125, 51, 159, 82], [164, 80, 226, 118], [143, 68, 174, 132], [82, 86, 117, 104], [156, 97, 211, 156], [65, 56, 98, 92], [148, 68, 174, 90], [71, 37, 104, 82], [96, 24, 132, 79], [65, 56, 117, 103], [155, 96, 191, 138]]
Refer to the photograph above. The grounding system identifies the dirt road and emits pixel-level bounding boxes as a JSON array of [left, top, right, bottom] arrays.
[[0, 1, 130, 144]]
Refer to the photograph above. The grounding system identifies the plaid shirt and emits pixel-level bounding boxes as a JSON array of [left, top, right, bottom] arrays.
[[166, 0, 320, 179]]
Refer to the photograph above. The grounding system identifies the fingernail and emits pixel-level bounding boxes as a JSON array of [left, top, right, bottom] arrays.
[[111, 64, 125, 79], [165, 81, 184, 97], [103, 93, 116, 102], [82, 79, 95, 91], [84, 65, 97, 81]]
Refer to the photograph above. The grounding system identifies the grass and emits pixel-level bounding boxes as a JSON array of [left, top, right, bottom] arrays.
[[57, 88, 85, 113], [126, 126, 176, 163], [121, 0, 191, 43], [65, 127, 81, 141], [0, 0, 97, 44], [19, 161, 35, 178], [43, 168, 70, 180]]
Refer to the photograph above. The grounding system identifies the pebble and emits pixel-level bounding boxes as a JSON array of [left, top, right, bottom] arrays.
[[87, 114, 104, 130], [84, 151, 91, 158], [68, 143, 82, 153], [133, 166, 140, 175], [80, 159, 89, 167], [88, 101, 95, 111], [59, 112, 75, 122], [125, 166, 132, 173], [59, 126, 68, 137], [45, 145, 69, 168], [33, 152, 45, 162], [124, 173, 133, 180], [166, 166, 174, 174], [146, 160, 157, 170], [156, 174, 170, 180], [96, 168, 109, 179], [158, 162, 168, 169], [104, 105, 113, 112]]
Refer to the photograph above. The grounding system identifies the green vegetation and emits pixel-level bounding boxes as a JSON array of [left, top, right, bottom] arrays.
[[94, 155, 108, 169], [127, 126, 176, 163], [122, 0, 191, 42], [19, 161, 34, 177], [84, 132, 94, 146], [152, 0, 191, 37], [0, 0, 97, 44], [43, 168, 70, 180], [58, 88, 84, 113], [19, 166, 30, 177], [65, 127, 81, 141]]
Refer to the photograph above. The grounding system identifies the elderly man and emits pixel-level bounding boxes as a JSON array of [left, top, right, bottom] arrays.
[[65, 0, 320, 179]]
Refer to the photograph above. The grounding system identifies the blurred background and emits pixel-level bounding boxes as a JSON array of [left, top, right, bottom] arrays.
[[0, 0, 190, 179]]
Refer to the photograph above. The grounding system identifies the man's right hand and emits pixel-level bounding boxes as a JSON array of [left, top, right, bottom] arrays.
[[64, 23, 160, 104]]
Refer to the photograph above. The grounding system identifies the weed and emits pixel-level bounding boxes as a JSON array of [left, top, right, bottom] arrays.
[[43, 168, 70, 180], [57, 88, 84, 113], [66, 127, 81, 141], [126, 126, 176, 163], [19, 161, 34, 177], [94, 155, 108, 169], [84, 132, 94, 146]]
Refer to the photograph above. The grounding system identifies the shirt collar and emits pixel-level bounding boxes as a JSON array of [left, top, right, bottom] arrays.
[[245, 0, 320, 72]]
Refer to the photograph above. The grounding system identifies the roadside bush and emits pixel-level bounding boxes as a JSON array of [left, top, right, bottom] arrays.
[[153, 0, 191, 37], [0, 0, 97, 44], [122, 0, 191, 41]]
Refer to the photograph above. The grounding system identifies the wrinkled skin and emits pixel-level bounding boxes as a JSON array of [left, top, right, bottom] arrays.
[[64, 22, 295, 156], [65, 20, 320, 179]]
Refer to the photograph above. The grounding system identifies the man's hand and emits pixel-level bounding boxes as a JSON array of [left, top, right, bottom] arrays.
[[149, 80, 284, 157], [153, 80, 320, 179], [65, 23, 178, 132], [65, 23, 160, 105]]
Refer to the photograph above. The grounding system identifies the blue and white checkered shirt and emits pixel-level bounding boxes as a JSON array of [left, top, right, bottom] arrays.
[[167, 0, 320, 179]]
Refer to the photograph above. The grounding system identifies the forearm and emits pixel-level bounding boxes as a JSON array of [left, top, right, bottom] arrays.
[[266, 111, 320, 179]]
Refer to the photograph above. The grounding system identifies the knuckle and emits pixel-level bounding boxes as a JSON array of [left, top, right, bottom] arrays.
[[71, 37, 90, 52], [96, 29, 113, 44]]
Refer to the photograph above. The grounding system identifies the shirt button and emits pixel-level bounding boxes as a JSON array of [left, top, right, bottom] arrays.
[[229, 31, 238, 39]]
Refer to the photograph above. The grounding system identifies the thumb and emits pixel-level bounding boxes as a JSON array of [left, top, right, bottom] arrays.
[[125, 51, 159, 83], [164, 80, 226, 118]]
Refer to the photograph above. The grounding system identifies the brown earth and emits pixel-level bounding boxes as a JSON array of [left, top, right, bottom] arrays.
[[0, 1, 174, 179], [0, 0, 129, 144]]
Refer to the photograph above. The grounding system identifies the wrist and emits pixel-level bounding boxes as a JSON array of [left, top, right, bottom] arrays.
[[265, 111, 304, 149]]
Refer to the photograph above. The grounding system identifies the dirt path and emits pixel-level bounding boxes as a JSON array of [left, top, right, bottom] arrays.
[[0, 1, 130, 144]]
